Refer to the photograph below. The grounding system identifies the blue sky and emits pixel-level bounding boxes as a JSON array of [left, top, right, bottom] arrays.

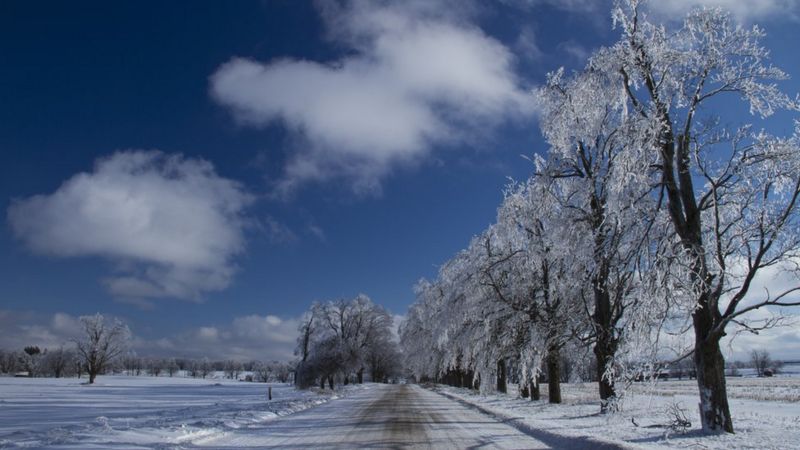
[[2, 0, 799, 361]]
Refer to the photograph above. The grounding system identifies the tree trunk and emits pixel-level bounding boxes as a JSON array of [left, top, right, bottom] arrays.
[[88, 371, 97, 384], [496, 359, 507, 393], [320, 378, 325, 389], [592, 268, 619, 412], [531, 379, 540, 401], [546, 346, 562, 404], [328, 375, 334, 390], [520, 383, 529, 398], [694, 311, 733, 432], [594, 332, 618, 412]]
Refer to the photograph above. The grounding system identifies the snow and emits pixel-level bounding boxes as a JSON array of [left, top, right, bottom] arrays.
[[195, 383, 615, 449], [1, 373, 797, 448], [434, 373, 800, 450], [0, 375, 366, 448]]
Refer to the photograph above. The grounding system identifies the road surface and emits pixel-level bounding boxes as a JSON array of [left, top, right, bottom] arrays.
[[195, 383, 621, 449]]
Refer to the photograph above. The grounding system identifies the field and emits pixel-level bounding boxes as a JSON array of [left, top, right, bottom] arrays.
[[439, 366, 800, 449], [0, 374, 362, 448], [0, 371, 798, 449]]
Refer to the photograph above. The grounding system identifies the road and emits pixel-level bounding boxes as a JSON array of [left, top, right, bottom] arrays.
[[195, 383, 622, 449]]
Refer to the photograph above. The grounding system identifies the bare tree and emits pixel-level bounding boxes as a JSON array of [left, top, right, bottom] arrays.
[[224, 360, 241, 380], [200, 357, 212, 379], [166, 358, 179, 377], [74, 314, 131, 384], [148, 358, 163, 377], [750, 349, 772, 377], [44, 346, 72, 378]]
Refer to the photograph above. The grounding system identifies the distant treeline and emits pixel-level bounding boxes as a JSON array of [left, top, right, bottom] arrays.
[[0, 346, 292, 382]]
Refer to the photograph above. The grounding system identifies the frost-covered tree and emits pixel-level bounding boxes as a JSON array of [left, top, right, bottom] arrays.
[[493, 179, 589, 403], [580, 0, 800, 432], [166, 358, 179, 377], [295, 295, 398, 388], [74, 314, 131, 384], [400, 183, 587, 403], [224, 360, 241, 380], [536, 61, 659, 411], [44, 346, 72, 378], [199, 357, 212, 379], [21, 346, 42, 377]]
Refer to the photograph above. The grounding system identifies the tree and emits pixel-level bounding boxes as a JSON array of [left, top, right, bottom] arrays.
[[582, 0, 800, 432], [294, 310, 316, 387], [493, 179, 589, 403], [200, 357, 212, 379], [536, 64, 657, 411], [166, 358, 179, 377], [44, 346, 72, 378], [148, 358, 163, 377], [750, 349, 772, 377], [74, 314, 131, 384], [22, 346, 42, 377], [0, 350, 20, 374], [224, 360, 241, 380], [294, 295, 398, 388]]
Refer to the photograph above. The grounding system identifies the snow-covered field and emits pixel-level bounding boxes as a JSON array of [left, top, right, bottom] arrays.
[[1, 372, 798, 449], [436, 371, 800, 449], [0, 375, 364, 449]]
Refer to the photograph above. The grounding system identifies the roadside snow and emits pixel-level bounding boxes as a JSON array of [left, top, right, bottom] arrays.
[[434, 376, 800, 450], [0, 375, 366, 448]]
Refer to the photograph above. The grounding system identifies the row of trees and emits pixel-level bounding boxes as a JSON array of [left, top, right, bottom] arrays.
[[294, 295, 401, 389], [401, 0, 800, 433], [2, 313, 293, 384], [0, 346, 83, 378], [118, 355, 291, 382]]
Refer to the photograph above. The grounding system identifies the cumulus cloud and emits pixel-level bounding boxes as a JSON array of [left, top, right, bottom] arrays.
[[7, 151, 253, 301], [648, 0, 800, 23], [0, 311, 300, 361], [506, 0, 799, 23], [210, 0, 535, 195], [138, 314, 300, 361], [0, 311, 87, 351]]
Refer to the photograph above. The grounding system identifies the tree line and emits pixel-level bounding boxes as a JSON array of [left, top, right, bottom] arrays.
[[400, 0, 800, 434], [1, 313, 292, 384]]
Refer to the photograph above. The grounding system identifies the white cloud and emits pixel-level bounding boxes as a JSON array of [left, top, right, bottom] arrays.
[[0, 311, 87, 351], [500, 0, 602, 14], [0, 311, 300, 362], [556, 39, 591, 64], [262, 216, 298, 244], [648, 0, 800, 23], [307, 223, 326, 242], [143, 314, 300, 361], [210, 0, 535, 195], [8, 151, 253, 301], [507, 0, 800, 23]]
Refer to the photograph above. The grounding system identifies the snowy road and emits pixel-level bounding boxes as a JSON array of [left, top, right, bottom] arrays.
[[195, 383, 622, 449]]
